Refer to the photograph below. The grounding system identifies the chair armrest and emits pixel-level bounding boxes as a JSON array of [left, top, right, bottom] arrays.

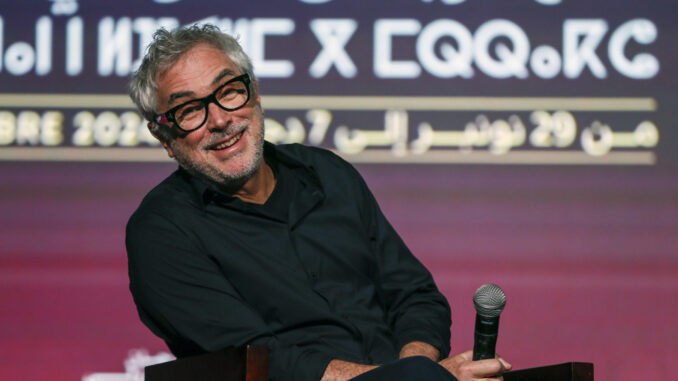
[[503, 362, 593, 381], [145, 345, 268, 381]]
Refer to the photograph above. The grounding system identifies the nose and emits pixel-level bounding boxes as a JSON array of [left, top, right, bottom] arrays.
[[204, 100, 231, 131]]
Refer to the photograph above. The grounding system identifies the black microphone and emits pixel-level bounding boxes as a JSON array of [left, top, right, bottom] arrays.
[[472, 284, 506, 361]]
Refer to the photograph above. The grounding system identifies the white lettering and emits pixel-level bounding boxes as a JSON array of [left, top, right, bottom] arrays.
[[51, 0, 79, 15], [633, 121, 659, 147], [93, 111, 122, 146], [416, 19, 474, 78], [98, 17, 132, 76], [474, 19, 530, 79], [250, 18, 295, 78], [0, 111, 16, 145], [306, 109, 332, 145], [608, 19, 659, 79], [309, 19, 358, 78], [5, 42, 35, 76], [35, 16, 52, 75], [41, 111, 64, 146], [374, 19, 421, 78], [581, 121, 613, 156], [66, 17, 83, 75], [16, 111, 41, 146], [563, 19, 608, 78], [530, 45, 561, 79]]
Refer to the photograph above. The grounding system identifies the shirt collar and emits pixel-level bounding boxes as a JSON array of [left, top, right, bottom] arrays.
[[180, 141, 323, 208]]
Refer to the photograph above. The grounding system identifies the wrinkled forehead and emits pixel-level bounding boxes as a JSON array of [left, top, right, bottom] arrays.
[[155, 43, 239, 108]]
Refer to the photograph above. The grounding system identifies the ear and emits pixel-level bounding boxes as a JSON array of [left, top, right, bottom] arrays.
[[148, 122, 174, 159]]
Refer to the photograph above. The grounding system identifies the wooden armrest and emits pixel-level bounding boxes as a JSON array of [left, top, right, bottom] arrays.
[[504, 362, 593, 381], [145, 345, 268, 381]]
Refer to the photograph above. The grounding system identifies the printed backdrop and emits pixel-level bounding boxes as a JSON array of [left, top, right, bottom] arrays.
[[1, 1, 676, 380]]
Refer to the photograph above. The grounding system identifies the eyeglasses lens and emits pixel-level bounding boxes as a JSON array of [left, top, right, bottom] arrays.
[[174, 78, 249, 131]]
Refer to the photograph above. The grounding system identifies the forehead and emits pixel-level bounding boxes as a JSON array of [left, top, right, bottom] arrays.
[[156, 44, 238, 106]]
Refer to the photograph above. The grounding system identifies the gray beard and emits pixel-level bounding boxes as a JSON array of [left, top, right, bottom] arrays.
[[171, 133, 265, 195]]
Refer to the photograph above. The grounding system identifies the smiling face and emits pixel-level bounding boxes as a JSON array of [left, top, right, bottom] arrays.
[[154, 43, 265, 190]]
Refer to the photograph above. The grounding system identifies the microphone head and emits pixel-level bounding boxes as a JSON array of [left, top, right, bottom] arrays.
[[473, 284, 506, 318]]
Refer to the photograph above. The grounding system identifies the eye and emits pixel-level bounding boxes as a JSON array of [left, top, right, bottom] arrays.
[[176, 102, 204, 121], [217, 84, 246, 99]]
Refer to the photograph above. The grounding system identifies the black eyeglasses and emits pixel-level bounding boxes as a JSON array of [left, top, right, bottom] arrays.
[[155, 73, 251, 133]]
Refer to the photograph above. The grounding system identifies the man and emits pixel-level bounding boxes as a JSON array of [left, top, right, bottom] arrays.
[[127, 24, 510, 381]]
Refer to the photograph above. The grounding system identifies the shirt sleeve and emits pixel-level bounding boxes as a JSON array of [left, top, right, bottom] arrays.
[[126, 210, 333, 381], [347, 162, 452, 358]]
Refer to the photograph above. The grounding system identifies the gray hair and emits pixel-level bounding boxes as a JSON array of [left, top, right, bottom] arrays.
[[129, 24, 256, 139]]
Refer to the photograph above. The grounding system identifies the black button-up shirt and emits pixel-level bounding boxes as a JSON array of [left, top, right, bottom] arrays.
[[126, 143, 451, 381]]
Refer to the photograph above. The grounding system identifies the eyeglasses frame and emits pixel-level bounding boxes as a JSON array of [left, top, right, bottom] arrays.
[[154, 73, 252, 133]]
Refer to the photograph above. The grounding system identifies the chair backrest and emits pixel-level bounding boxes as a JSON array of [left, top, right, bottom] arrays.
[[144, 345, 268, 381]]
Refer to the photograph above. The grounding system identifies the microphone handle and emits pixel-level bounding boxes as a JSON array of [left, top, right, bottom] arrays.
[[472, 314, 500, 361]]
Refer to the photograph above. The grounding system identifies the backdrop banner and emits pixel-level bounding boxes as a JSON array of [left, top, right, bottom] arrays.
[[0, 0, 675, 166]]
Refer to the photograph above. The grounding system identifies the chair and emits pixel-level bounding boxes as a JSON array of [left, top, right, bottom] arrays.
[[145, 345, 593, 381], [144, 345, 268, 381], [504, 362, 593, 381]]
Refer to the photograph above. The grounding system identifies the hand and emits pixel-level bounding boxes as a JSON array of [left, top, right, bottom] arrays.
[[320, 359, 378, 381], [438, 350, 512, 381], [399, 341, 441, 362]]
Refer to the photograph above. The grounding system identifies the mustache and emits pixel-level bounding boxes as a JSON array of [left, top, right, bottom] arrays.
[[201, 123, 247, 148]]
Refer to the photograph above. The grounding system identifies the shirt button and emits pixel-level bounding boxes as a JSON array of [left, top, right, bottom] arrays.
[[310, 272, 318, 281]]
